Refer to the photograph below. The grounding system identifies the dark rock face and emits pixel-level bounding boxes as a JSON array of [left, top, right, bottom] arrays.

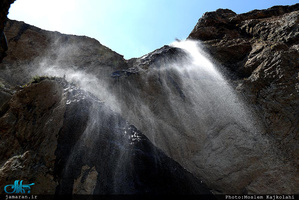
[[0, 0, 15, 31], [188, 9, 238, 41], [188, 4, 299, 168], [0, 0, 15, 62], [55, 88, 212, 194], [0, 79, 66, 194]]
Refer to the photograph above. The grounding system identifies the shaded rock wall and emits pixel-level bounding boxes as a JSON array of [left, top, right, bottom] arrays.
[[0, 0, 15, 62], [0, 79, 66, 194], [0, 0, 15, 32]]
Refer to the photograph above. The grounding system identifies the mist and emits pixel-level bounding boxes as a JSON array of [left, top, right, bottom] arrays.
[[20, 37, 297, 193]]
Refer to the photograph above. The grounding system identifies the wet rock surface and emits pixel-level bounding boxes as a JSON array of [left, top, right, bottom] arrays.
[[55, 81, 213, 195], [0, 79, 214, 195]]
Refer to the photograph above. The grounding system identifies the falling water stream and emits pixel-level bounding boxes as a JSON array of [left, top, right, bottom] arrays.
[[170, 40, 258, 134], [116, 39, 265, 164], [52, 40, 297, 194]]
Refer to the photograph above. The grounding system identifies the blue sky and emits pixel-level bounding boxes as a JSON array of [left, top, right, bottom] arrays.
[[8, 0, 298, 59]]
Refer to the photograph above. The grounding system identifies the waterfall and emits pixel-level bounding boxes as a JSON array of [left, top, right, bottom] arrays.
[[169, 39, 260, 136], [55, 67, 213, 195], [47, 39, 296, 194], [117, 39, 264, 160], [112, 39, 290, 193]]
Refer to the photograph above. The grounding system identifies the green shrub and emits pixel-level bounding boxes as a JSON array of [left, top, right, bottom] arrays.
[[22, 75, 55, 88]]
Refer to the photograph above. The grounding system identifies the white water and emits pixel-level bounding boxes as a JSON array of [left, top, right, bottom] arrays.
[[112, 40, 294, 193], [120, 40, 263, 153], [170, 40, 260, 135]]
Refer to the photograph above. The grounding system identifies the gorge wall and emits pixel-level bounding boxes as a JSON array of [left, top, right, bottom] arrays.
[[0, 1, 298, 195]]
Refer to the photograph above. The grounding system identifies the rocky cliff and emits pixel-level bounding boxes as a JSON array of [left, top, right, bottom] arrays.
[[0, 2, 298, 195]]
